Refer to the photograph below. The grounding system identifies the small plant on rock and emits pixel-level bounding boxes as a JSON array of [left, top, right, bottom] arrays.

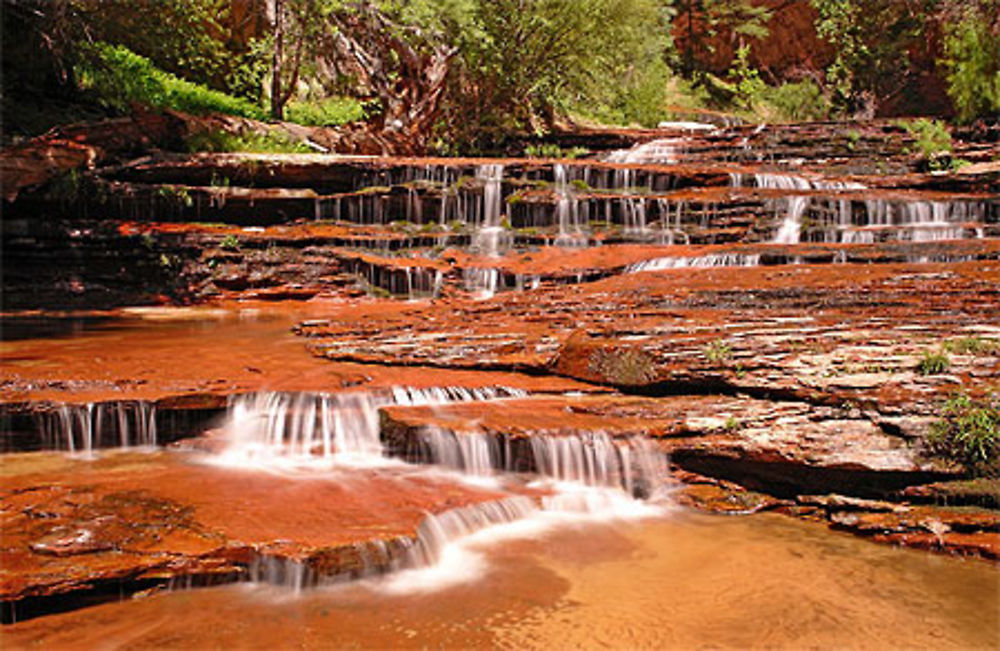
[[704, 339, 733, 365], [220, 235, 240, 250], [587, 347, 658, 387], [944, 336, 999, 356], [917, 349, 951, 375], [927, 393, 1000, 477]]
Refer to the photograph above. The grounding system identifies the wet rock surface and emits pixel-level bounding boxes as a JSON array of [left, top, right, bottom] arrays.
[[2, 120, 999, 619], [0, 450, 524, 618]]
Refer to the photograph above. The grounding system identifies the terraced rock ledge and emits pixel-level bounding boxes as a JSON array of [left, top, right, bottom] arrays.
[[2, 120, 999, 622]]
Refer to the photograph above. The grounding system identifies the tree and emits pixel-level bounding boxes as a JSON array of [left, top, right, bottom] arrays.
[[810, 0, 931, 116], [938, 0, 1000, 123], [267, 0, 342, 120], [678, 0, 771, 77]]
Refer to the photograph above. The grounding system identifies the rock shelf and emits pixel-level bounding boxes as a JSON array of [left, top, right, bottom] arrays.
[[2, 119, 999, 620]]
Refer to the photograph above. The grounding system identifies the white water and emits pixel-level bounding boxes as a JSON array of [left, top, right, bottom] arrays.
[[605, 138, 679, 164], [462, 266, 501, 299], [553, 164, 588, 247], [627, 252, 762, 273], [472, 164, 509, 257], [38, 401, 158, 452], [217, 387, 672, 593], [215, 386, 527, 468]]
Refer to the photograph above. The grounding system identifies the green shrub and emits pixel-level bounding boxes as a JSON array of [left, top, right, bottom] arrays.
[[768, 81, 830, 122], [588, 347, 658, 387], [927, 393, 1000, 477], [730, 45, 766, 110], [75, 42, 265, 119], [940, 9, 1000, 124], [944, 336, 1000, 356], [284, 97, 368, 127], [704, 339, 734, 365], [898, 118, 952, 169], [917, 349, 951, 375], [524, 144, 589, 159], [219, 234, 240, 250]]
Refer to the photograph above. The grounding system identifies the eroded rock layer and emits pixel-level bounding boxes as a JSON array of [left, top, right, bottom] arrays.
[[2, 120, 999, 619]]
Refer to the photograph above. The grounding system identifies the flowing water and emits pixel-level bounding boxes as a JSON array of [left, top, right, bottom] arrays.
[[3, 511, 996, 649]]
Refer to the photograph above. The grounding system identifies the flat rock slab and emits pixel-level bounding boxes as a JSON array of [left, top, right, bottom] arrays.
[[0, 449, 521, 604]]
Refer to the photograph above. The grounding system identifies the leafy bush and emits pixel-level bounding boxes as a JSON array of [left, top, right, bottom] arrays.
[[898, 119, 953, 170], [767, 81, 830, 122], [730, 45, 766, 110], [219, 235, 240, 250], [284, 97, 368, 127], [588, 347, 658, 387], [940, 9, 1000, 124], [75, 42, 266, 119], [927, 393, 1000, 477], [917, 349, 951, 375]]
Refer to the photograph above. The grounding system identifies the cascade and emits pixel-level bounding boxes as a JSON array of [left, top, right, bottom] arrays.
[[471, 164, 510, 257], [553, 164, 587, 247], [753, 174, 865, 244], [605, 138, 679, 164], [218, 386, 526, 465], [462, 267, 501, 299], [415, 428, 667, 498], [627, 253, 762, 273], [38, 401, 158, 452]]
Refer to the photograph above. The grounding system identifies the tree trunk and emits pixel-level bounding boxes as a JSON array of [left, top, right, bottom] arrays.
[[269, 0, 285, 120]]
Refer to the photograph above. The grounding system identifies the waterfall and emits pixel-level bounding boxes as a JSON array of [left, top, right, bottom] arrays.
[[627, 253, 762, 273], [217, 386, 526, 466], [415, 428, 667, 498], [462, 267, 501, 299], [37, 401, 158, 452], [754, 174, 865, 244], [553, 164, 587, 247], [230, 389, 671, 592], [605, 138, 679, 164], [471, 164, 509, 257], [755, 173, 814, 244]]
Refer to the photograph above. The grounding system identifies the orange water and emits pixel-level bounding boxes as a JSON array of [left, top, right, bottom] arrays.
[[4, 511, 997, 650]]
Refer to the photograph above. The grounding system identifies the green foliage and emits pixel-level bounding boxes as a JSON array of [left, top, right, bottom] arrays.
[[219, 235, 240, 250], [940, 5, 1000, 124], [810, 0, 927, 115], [703, 339, 733, 364], [927, 393, 1000, 477], [917, 349, 951, 375], [767, 81, 830, 122], [157, 185, 193, 208], [729, 45, 766, 109], [185, 129, 311, 154], [75, 42, 265, 119], [284, 97, 368, 127], [897, 119, 953, 170], [944, 337, 1000, 356], [588, 347, 658, 387], [523, 144, 589, 159], [440, 0, 672, 145]]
